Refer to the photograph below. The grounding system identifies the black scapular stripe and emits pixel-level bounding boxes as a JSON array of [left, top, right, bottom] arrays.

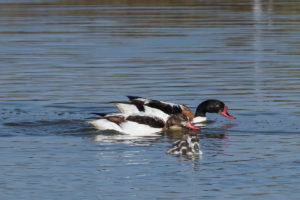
[[127, 115, 165, 128], [130, 99, 145, 112], [146, 100, 182, 115]]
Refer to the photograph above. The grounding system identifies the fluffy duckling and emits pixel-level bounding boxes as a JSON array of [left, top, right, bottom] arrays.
[[167, 133, 202, 156]]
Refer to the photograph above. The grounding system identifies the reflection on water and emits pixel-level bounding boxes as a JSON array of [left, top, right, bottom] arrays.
[[91, 133, 161, 144], [1, 0, 300, 199]]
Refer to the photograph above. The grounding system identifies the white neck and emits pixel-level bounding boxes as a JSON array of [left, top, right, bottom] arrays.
[[193, 116, 207, 123]]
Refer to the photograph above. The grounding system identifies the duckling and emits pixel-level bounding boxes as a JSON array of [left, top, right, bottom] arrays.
[[167, 133, 202, 156]]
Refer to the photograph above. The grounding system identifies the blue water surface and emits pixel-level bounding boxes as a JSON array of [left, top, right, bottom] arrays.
[[0, 0, 300, 199]]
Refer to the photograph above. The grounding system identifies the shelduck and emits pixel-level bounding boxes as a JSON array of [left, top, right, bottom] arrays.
[[115, 96, 236, 123], [89, 113, 199, 136]]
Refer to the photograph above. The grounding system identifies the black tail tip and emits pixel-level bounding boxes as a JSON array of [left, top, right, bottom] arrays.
[[91, 113, 107, 117], [127, 96, 142, 100]]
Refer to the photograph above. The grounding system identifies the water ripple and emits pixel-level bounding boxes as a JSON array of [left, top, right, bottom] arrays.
[[1, 0, 300, 199]]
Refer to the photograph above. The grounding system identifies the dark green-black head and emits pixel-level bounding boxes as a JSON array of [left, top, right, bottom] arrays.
[[195, 99, 235, 119]]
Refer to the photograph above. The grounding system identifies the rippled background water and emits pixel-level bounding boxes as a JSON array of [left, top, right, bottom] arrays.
[[1, 0, 300, 199]]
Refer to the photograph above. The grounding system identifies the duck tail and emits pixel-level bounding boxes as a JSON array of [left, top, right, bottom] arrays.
[[91, 113, 107, 117], [127, 96, 142, 101]]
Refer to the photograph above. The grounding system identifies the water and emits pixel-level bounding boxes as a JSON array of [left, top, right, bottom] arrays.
[[1, 0, 300, 199]]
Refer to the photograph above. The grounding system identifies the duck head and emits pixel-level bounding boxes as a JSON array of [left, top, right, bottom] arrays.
[[195, 99, 235, 119], [166, 114, 199, 130]]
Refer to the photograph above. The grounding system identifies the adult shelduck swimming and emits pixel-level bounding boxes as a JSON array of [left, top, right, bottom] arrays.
[[115, 96, 236, 124], [89, 113, 199, 136]]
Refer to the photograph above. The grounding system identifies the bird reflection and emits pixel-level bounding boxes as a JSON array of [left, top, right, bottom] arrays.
[[91, 130, 161, 144], [200, 123, 235, 139], [90, 122, 234, 160]]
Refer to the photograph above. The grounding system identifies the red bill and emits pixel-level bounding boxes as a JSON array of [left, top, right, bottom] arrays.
[[185, 122, 200, 130], [220, 106, 236, 119]]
